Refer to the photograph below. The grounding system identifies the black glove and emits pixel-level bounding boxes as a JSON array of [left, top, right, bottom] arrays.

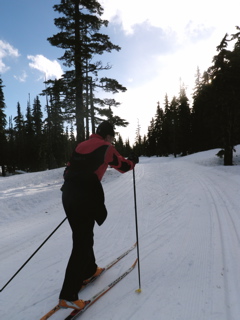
[[128, 152, 139, 164]]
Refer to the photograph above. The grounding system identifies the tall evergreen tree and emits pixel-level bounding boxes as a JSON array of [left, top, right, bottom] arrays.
[[133, 120, 144, 156], [169, 96, 178, 157], [146, 117, 157, 156], [32, 96, 43, 136], [5, 116, 15, 172], [31, 96, 44, 171], [25, 100, 34, 136], [161, 94, 171, 156], [48, 0, 123, 142], [177, 86, 191, 155], [206, 29, 240, 164], [13, 102, 25, 170], [154, 102, 164, 156], [231, 27, 240, 145], [25, 100, 35, 171], [125, 138, 132, 156], [43, 91, 66, 169], [0, 77, 7, 175], [94, 98, 128, 130], [192, 71, 216, 152], [115, 134, 125, 155]]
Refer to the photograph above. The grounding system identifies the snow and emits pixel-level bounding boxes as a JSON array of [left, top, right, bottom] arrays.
[[1, 146, 240, 320]]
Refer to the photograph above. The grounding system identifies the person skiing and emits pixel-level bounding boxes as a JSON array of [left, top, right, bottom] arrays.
[[59, 121, 139, 310]]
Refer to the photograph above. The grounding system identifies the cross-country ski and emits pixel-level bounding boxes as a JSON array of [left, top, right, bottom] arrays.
[[39, 243, 136, 320], [65, 259, 138, 320]]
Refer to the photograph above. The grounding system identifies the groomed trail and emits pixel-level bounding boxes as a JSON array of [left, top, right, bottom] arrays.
[[1, 146, 240, 320]]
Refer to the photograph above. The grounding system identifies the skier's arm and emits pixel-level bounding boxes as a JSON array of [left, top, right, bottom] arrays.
[[107, 146, 136, 173]]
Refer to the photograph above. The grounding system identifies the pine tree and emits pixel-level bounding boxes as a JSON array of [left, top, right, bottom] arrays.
[[146, 117, 157, 156], [231, 27, 240, 145], [205, 29, 240, 164], [43, 111, 57, 170], [154, 102, 164, 156], [115, 134, 125, 155], [95, 98, 128, 130], [177, 86, 191, 155], [48, 0, 123, 142], [44, 92, 66, 169], [0, 77, 7, 175], [32, 96, 43, 136], [25, 99, 35, 171], [162, 94, 171, 156], [134, 120, 144, 156], [124, 139, 132, 156], [5, 116, 15, 173], [25, 100, 34, 136], [31, 96, 45, 171], [169, 96, 178, 157], [13, 102, 25, 170], [192, 71, 215, 152], [193, 67, 202, 99]]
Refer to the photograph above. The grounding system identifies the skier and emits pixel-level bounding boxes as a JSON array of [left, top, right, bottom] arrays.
[[59, 121, 139, 310]]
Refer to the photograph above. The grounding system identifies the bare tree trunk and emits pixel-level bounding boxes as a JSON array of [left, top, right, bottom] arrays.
[[74, 1, 85, 142], [224, 145, 233, 165], [1, 165, 6, 177], [90, 78, 95, 134]]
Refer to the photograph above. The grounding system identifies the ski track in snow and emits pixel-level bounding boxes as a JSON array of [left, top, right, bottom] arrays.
[[194, 168, 240, 319], [1, 147, 240, 320]]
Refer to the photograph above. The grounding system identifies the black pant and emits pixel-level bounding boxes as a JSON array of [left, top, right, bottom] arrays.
[[59, 185, 97, 301]]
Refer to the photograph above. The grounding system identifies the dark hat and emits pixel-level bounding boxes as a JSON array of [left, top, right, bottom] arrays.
[[96, 121, 115, 138]]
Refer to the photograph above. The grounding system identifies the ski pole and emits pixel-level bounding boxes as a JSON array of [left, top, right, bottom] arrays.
[[133, 167, 142, 293], [0, 217, 67, 292]]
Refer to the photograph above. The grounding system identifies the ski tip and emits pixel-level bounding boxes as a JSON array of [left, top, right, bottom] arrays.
[[135, 288, 142, 294], [133, 258, 138, 267]]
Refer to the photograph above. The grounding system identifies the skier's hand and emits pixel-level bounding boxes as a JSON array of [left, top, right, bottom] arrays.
[[128, 152, 139, 164]]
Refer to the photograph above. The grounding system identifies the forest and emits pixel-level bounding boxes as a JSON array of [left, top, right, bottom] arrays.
[[0, 0, 240, 176], [138, 30, 240, 164]]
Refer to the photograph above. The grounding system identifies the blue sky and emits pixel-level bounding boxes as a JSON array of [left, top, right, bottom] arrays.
[[0, 1, 62, 118], [1, 0, 239, 144]]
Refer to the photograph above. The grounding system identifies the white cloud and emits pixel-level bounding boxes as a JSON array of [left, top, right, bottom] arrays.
[[105, 34, 226, 144], [27, 54, 63, 80], [14, 70, 28, 83], [98, 0, 240, 143], [100, 0, 240, 41], [0, 40, 19, 73]]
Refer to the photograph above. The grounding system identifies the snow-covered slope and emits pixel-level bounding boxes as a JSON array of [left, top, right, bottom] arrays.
[[1, 147, 240, 320]]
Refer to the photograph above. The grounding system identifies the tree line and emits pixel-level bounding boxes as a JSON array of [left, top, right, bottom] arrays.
[[0, 1, 240, 175], [134, 27, 240, 165]]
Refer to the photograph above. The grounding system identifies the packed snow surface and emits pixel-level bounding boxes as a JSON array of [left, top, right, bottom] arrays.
[[1, 147, 240, 320]]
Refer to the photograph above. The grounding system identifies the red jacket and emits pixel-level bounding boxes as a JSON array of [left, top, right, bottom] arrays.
[[66, 134, 135, 181], [62, 134, 135, 226]]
